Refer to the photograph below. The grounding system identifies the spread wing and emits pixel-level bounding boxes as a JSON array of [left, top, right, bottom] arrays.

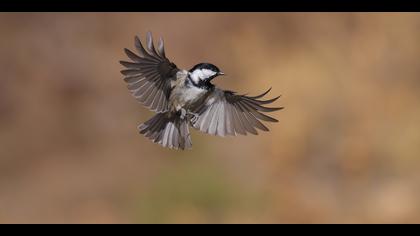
[[190, 87, 283, 136], [120, 32, 179, 113]]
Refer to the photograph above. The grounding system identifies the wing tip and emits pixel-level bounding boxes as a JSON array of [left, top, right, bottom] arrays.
[[248, 87, 273, 99], [123, 48, 134, 56], [119, 60, 126, 65], [272, 106, 284, 111]]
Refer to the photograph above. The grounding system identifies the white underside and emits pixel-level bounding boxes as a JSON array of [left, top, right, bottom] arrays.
[[181, 85, 207, 104]]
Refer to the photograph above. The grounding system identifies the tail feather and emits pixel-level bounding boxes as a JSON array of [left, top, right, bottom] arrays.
[[139, 112, 192, 150]]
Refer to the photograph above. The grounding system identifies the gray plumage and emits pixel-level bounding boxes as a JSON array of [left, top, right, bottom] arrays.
[[120, 32, 283, 150]]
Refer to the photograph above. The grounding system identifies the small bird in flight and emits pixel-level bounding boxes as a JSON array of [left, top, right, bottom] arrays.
[[120, 32, 283, 150]]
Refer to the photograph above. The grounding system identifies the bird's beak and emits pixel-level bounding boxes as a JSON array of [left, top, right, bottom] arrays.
[[218, 72, 225, 76]]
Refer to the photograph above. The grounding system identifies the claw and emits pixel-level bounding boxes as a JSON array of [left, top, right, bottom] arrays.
[[187, 111, 199, 123], [188, 111, 199, 117]]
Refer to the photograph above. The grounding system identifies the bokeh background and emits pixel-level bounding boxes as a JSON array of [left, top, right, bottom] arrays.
[[1, 13, 420, 223]]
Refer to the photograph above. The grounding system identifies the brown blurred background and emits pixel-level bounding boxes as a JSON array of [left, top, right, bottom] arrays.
[[0, 13, 420, 223]]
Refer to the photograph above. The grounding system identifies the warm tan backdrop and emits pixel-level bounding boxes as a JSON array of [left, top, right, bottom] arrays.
[[1, 13, 420, 223]]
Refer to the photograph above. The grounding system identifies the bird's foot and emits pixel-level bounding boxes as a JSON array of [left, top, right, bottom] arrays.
[[179, 109, 199, 121], [188, 111, 200, 123]]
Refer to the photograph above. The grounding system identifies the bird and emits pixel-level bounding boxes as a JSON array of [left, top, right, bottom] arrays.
[[120, 32, 283, 150]]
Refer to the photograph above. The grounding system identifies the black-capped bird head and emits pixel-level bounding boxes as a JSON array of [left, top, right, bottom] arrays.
[[188, 63, 225, 84]]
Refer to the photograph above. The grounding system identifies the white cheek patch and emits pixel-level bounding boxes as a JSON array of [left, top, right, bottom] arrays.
[[190, 69, 216, 83], [201, 69, 216, 78]]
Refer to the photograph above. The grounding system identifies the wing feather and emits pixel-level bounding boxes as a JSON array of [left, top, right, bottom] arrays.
[[191, 88, 282, 137], [120, 32, 179, 113]]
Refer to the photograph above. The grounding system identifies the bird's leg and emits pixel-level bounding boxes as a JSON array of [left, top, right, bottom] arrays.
[[180, 108, 187, 120]]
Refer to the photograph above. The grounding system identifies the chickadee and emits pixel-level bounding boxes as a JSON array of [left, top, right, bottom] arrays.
[[120, 32, 283, 150]]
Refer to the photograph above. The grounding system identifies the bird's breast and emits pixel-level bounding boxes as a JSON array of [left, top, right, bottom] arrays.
[[185, 86, 208, 103], [170, 84, 208, 111]]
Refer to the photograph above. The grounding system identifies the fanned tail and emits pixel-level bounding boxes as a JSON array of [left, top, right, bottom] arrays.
[[138, 112, 192, 150]]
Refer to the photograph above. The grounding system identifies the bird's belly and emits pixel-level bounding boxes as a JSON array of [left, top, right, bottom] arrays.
[[170, 86, 207, 111]]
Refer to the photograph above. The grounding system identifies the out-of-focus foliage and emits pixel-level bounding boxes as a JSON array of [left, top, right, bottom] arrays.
[[0, 13, 420, 223]]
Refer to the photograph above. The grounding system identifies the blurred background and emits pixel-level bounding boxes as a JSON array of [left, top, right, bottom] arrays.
[[0, 13, 420, 223]]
